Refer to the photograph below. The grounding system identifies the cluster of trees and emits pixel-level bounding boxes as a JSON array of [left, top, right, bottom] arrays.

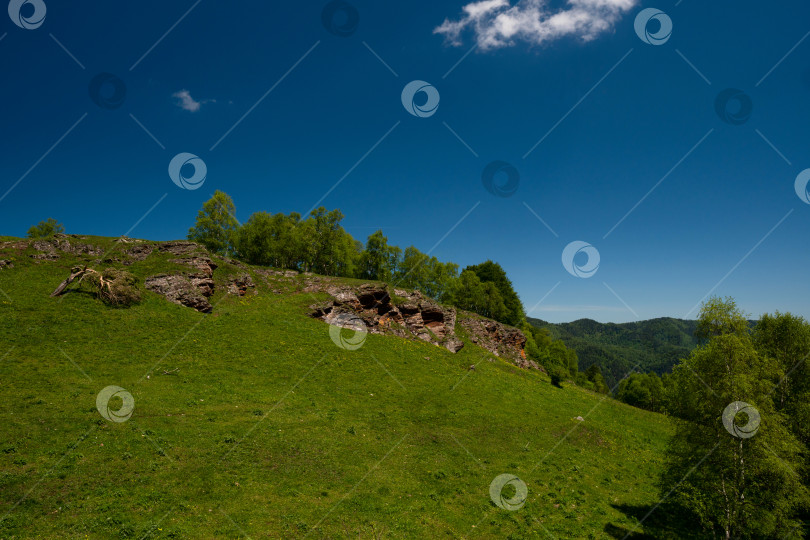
[[615, 371, 665, 412], [188, 192, 529, 323], [187, 192, 587, 384], [187, 192, 461, 297], [448, 262, 525, 326], [660, 297, 810, 538]]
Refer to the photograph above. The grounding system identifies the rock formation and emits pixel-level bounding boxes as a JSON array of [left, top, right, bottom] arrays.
[[309, 283, 531, 365], [144, 274, 213, 313], [311, 284, 464, 353], [227, 274, 257, 296], [143, 245, 218, 312]]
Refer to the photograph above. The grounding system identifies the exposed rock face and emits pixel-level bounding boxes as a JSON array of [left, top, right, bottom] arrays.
[[310, 284, 532, 364], [124, 244, 154, 263], [144, 274, 213, 313], [142, 249, 219, 312], [170, 256, 217, 276], [31, 241, 60, 260], [458, 317, 538, 369], [159, 241, 201, 256], [54, 238, 102, 256], [26, 238, 103, 261], [311, 284, 465, 353], [0, 260, 13, 269]]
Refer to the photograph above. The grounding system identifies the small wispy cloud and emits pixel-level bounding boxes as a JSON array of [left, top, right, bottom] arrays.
[[434, 0, 637, 50], [172, 89, 215, 112]]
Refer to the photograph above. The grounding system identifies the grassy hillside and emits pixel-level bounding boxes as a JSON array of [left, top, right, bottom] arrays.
[[529, 317, 699, 388], [0, 236, 679, 538]]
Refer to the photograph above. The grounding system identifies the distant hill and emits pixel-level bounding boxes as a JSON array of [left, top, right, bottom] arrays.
[[528, 317, 700, 388]]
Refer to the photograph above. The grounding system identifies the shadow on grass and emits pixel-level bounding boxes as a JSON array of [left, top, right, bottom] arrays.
[[605, 502, 711, 539]]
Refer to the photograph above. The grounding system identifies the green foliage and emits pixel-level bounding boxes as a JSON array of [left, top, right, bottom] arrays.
[[26, 218, 64, 238], [357, 230, 400, 281], [395, 246, 458, 302], [464, 261, 525, 326], [187, 190, 239, 255], [754, 311, 810, 494], [584, 364, 609, 394], [522, 324, 580, 384], [662, 298, 809, 538], [447, 270, 508, 322], [616, 372, 663, 411], [754, 311, 810, 416], [300, 207, 354, 276], [233, 211, 303, 268], [694, 296, 751, 343], [549, 366, 565, 387]]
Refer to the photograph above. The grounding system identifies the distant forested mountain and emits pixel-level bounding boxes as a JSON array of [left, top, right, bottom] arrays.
[[527, 317, 699, 388]]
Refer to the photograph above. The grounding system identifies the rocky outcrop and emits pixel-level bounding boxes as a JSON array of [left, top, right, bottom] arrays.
[[311, 284, 464, 353], [158, 241, 202, 256], [124, 244, 154, 263], [310, 284, 533, 364], [54, 238, 102, 256], [228, 274, 257, 296], [144, 243, 218, 312], [0, 260, 13, 270], [458, 316, 538, 369], [144, 274, 213, 313], [30, 241, 60, 260], [25, 237, 103, 261]]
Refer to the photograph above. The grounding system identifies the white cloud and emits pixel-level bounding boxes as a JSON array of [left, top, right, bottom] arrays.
[[172, 89, 215, 112], [434, 0, 637, 50]]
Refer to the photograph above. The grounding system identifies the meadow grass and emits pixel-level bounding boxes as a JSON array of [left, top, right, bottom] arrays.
[[0, 237, 678, 538]]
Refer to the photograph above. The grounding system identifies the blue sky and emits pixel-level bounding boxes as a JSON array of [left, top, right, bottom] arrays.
[[1, 0, 809, 323]]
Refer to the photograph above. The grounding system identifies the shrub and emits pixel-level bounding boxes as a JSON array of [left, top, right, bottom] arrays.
[[85, 268, 142, 306], [549, 367, 565, 388], [27, 218, 64, 238]]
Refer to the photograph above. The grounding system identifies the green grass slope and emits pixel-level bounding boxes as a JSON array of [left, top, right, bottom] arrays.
[[0, 237, 676, 539]]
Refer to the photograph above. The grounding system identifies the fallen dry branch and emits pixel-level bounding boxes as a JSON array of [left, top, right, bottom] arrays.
[[50, 266, 89, 297]]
